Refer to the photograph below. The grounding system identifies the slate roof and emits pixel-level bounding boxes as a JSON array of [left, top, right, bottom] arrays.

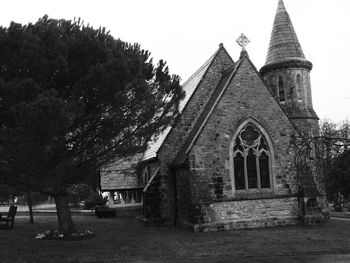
[[265, 0, 306, 65], [140, 49, 219, 162], [178, 52, 217, 112], [101, 46, 223, 188], [100, 154, 142, 190], [141, 127, 171, 161], [172, 57, 242, 165]]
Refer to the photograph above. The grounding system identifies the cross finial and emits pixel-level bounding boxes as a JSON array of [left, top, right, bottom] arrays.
[[236, 33, 250, 50]]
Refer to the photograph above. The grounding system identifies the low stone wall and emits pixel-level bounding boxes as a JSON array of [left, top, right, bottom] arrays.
[[188, 196, 299, 232]]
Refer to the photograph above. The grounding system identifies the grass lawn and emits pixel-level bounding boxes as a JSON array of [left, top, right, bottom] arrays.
[[0, 214, 350, 263]]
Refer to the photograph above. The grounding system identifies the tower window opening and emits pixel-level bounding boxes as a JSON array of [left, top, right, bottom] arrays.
[[296, 74, 303, 102], [278, 77, 285, 103]]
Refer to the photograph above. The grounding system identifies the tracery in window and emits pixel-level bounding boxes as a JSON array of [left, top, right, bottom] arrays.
[[278, 77, 285, 103], [233, 124, 271, 190]]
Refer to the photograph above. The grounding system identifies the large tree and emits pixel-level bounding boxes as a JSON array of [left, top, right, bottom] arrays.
[[0, 16, 184, 235]]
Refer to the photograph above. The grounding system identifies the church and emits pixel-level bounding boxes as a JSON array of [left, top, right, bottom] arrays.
[[100, 0, 327, 232]]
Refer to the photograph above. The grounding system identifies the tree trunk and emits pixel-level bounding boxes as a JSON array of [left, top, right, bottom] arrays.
[[27, 191, 34, 224], [54, 193, 75, 235]]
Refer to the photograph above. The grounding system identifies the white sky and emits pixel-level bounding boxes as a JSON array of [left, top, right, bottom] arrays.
[[1, 0, 349, 123]]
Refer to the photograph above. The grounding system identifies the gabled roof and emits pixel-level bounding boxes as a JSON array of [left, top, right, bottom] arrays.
[[172, 57, 242, 165], [179, 51, 218, 112], [141, 46, 224, 162], [141, 127, 171, 161], [172, 50, 305, 166], [265, 0, 306, 65]]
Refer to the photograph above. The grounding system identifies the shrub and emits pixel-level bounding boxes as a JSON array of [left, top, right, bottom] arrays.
[[83, 193, 108, 210], [36, 229, 94, 241]]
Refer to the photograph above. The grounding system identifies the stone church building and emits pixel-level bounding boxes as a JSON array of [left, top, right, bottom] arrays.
[[100, 0, 327, 232]]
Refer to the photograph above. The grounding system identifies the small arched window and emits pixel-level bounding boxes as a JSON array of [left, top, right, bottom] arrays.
[[233, 124, 271, 190], [296, 74, 303, 102], [143, 166, 150, 184], [278, 77, 285, 103]]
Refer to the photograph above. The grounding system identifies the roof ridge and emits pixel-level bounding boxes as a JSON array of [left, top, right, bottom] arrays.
[[172, 59, 242, 165], [181, 45, 223, 87], [173, 50, 309, 165], [141, 44, 232, 162]]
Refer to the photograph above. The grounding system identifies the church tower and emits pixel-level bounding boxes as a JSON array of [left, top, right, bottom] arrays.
[[260, 0, 319, 137]]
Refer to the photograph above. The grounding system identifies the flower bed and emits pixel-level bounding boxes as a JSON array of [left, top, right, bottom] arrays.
[[35, 229, 94, 241]]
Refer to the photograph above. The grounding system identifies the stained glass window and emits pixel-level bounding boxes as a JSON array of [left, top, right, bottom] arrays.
[[247, 149, 257, 188], [233, 153, 245, 190], [259, 152, 270, 188], [233, 124, 271, 191]]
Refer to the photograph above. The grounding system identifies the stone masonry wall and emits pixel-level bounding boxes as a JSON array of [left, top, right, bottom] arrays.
[[175, 168, 192, 224], [188, 57, 299, 205], [192, 197, 299, 232], [263, 68, 312, 108], [293, 118, 325, 197], [138, 160, 160, 189], [157, 47, 234, 222], [262, 63, 324, 204]]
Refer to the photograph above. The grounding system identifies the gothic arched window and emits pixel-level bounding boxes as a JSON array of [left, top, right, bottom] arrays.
[[143, 166, 150, 185], [278, 77, 285, 103], [232, 124, 271, 190], [296, 74, 303, 102]]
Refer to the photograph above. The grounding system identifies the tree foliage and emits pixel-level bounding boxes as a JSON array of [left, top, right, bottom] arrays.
[[0, 16, 184, 234], [292, 120, 350, 201], [318, 120, 350, 200]]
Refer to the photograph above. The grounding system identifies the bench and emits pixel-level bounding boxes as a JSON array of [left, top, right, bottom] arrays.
[[0, 205, 17, 229]]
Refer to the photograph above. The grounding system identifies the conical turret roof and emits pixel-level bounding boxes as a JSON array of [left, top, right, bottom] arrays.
[[265, 0, 306, 65]]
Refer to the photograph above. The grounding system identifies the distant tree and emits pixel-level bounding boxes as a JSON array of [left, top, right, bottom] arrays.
[[67, 184, 93, 206], [318, 120, 350, 200], [0, 183, 20, 203], [0, 16, 184, 236], [329, 150, 350, 199], [292, 120, 350, 202], [0, 164, 37, 223]]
